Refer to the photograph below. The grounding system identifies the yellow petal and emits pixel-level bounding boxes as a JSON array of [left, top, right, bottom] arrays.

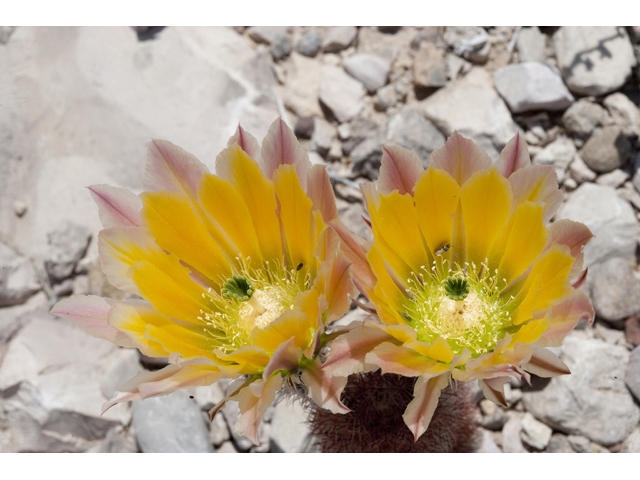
[[510, 316, 550, 346], [250, 310, 314, 353], [427, 337, 455, 364], [528, 244, 574, 311], [365, 342, 443, 376], [216, 145, 283, 262], [413, 167, 460, 259], [273, 164, 314, 269], [107, 302, 169, 357], [460, 167, 513, 268], [510, 274, 542, 326], [141, 191, 231, 282], [214, 345, 271, 372], [366, 244, 408, 316], [198, 173, 263, 266]]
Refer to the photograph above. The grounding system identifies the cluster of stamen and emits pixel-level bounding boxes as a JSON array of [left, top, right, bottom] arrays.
[[405, 259, 512, 358]]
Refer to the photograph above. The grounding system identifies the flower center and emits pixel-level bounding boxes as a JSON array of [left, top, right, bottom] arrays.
[[405, 262, 512, 357]]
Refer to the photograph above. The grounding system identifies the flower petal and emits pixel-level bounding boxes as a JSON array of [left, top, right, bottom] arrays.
[[547, 219, 594, 279], [509, 165, 563, 223], [262, 338, 301, 379], [478, 376, 510, 407], [250, 309, 314, 354], [329, 218, 376, 294], [260, 118, 311, 190], [322, 325, 394, 376], [460, 167, 513, 268], [106, 301, 171, 357], [307, 164, 338, 223], [144, 139, 209, 198], [494, 132, 531, 178], [301, 358, 351, 414], [273, 164, 314, 269], [229, 373, 283, 446], [227, 124, 261, 162], [87, 184, 142, 228], [216, 144, 283, 262], [402, 374, 449, 442], [365, 342, 447, 377], [523, 346, 570, 377], [429, 131, 492, 186], [535, 289, 594, 347], [322, 251, 356, 324], [378, 145, 423, 196], [214, 345, 271, 374]]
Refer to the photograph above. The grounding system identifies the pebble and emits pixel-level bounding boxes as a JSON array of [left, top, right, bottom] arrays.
[[476, 429, 501, 453], [13, 200, 27, 217], [621, 428, 640, 453], [501, 412, 527, 453], [294, 115, 315, 139], [557, 183, 638, 266], [319, 65, 366, 122], [385, 109, 445, 167], [553, 26, 636, 95], [421, 68, 519, 160], [0, 243, 41, 307], [311, 117, 336, 157], [0, 26, 17, 44], [44, 222, 91, 282], [374, 84, 397, 111], [444, 26, 489, 64], [247, 26, 289, 45], [568, 154, 597, 184], [521, 412, 552, 450], [209, 410, 231, 446], [343, 53, 391, 93], [625, 346, 640, 402], [603, 92, 640, 138], [626, 314, 640, 346], [532, 136, 576, 183], [567, 434, 591, 453], [493, 62, 574, 114], [215, 441, 238, 453], [296, 30, 322, 57], [522, 336, 640, 446], [581, 125, 631, 173], [595, 168, 630, 188], [269, 398, 311, 453], [284, 53, 323, 117], [349, 131, 384, 178], [516, 26, 546, 63], [479, 399, 506, 431], [562, 99, 608, 138], [132, 391, 213, 453], [270, 35, 292, 62], [546, 433, 576, 453], [413, 43, 447, 89], [323, 26, 358, 53]]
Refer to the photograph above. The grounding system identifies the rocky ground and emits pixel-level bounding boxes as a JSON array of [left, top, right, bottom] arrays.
[[1, 26, 640, 452]]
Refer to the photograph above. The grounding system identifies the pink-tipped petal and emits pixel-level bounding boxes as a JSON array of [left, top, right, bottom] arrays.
[[365, 342, 445, 377], [402, 374, 449, 442], [571, 268, 588, 289], [509, 165, 563, 223], [478, 376, 510, 407], [378, 145, 424, 196], [230, 373, 283, 446], [301, 357, 351, 414], [536, 289, 595, 347], [322, 326, 394, 376], [50, 295, 134, 348], [429, 131, 492, 186], [87, 184, 142, 228], [548, 219, 594, 279], [522, 346, 570, 378], [494, 131, 531, 178], [260, 118, 311, 190], [307, 164, 338, 222], [262, 338, 301, 380], [323, 251, 357, 324], [144, 139, 209, 198], [329, 218, 376, 294], [227, 124, 261, 161]]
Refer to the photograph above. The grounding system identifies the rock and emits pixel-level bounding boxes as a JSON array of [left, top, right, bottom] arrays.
[[634, 156, 640, 193], [444, 53, 471, 81], [626, 314, 640, 346], [13, 200, 27, 217], [479, 399, 506, 431], [319, 65, 366, 123], [564, 178, 577, 190], [90, 426, 138, 453], [567, 434, 591, 453], [269, 398, 311, 453], [0, 26, 17, 44], [247, 26, 289, 45], [569, 154, 597, 184], [595, 169, 629, 188], [44, 222, 91, 282], [338, 202, 372, 242], [270, 35, 292, 62], [385, 109, 445, 167], [284, 53, 322, 118], [327, 140, 342, 162], [132, 391, 213, 453], [413, 43, 447, 89], [221, 401, 269, 451], [616, 183, 640, 211], [215, 441, 237, 453], [0, 293, 46, 346], [444, 26, 489, 64], [337, 123, 351, 141], [522, 336, 640, 446], [516, 26, 546, 63], [296, 30, 322, 57], [341, 117, 378, 155], [294, 116, 315, 139], [493, 62, 574, 114], [532, 136, 576, 183], [501, 412, 527, 453], [410, 27, 440, 50], [476, 429, 501, 453], [553, 26, 637, 96], [323, 26, 358, 53], [0, 243, 40, 307], [100, 348, 142, 399], [189, 381, 226, 412], [209, 410, 231, 446], [603, 92, 640, 138], [626, 346, 640, 402], [621, 428, 640, 453], [421, 68, 519, 160], [521, 412, 552, 450], [349, 132, 384, 179], [593, 322, 627, 346], [343, 53, 391, 93], [374, 84, 397, 111], [581, 126, 631, 173], [562, 99, 608, 138], [556, 183, 638, 266], [546, 433, 576, 453], [311, 117, 336, 157]]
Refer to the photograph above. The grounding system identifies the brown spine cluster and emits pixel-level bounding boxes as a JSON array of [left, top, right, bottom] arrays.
[[305, 371, 481, 453]]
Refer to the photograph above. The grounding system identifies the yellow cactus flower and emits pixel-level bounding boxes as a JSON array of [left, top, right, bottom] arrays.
[[51, 119, 355, 445], [325, 132, 594, 441]]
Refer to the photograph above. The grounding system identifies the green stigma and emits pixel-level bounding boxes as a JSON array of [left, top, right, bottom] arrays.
[[443, 276, 469, 301], [222, 275, 254, 301]]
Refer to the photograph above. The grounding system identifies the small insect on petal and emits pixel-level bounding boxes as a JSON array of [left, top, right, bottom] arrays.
[[435, 243, 451, 256]]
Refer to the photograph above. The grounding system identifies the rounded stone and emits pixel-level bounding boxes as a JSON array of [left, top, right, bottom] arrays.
[[581, 125, 631, 173], [296, 30, 322, 57]]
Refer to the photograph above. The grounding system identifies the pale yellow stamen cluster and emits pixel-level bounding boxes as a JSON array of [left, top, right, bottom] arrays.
[[239, 285, 295, 332]]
